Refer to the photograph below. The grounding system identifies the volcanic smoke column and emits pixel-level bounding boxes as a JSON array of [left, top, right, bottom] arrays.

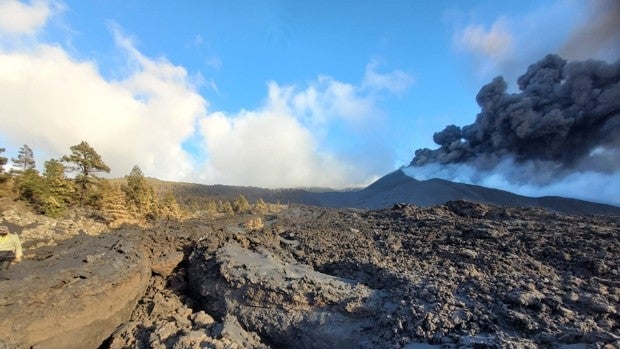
[[411, 54, 620, 184]]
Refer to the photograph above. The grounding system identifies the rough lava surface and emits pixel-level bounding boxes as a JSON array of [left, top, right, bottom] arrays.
[[1, 200, 619, 348]]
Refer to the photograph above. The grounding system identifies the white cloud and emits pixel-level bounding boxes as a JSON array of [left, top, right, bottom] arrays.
[[362, 60, 414, 94], [286, 63, 412, 131], [290, 77, 377, 127], [0, 29, 206, 180], [454, 18, 513, 61], [0, 0, 57, 35], [196, 75, 400, 188], [0, 27, 396, 188], [0, 4, 408, 189], [199, 109, 356, 188], [192, 34, 204, 47], [205, 56, 222, 70]]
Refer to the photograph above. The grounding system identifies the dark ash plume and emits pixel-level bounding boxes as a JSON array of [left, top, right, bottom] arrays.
[[412, 54, 620, 177]]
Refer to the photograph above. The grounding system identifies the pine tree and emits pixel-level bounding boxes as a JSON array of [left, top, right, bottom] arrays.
[[0, 148, 7, 174], [100, 181, 131, 226], [223, 201, 234, 215], [11, 144, 36, 173], [40, 159, 75, 216], [204, 201, 218, 215], [158, 193, 182, 220], [232, 194, 251, 213], [61, 141, 110, 204], [252, 198, 268, 214], [121, 165, 156, 217], [0, 148, 9, 188], [217, 200, 234, 215], [14, 168, 43, 206]]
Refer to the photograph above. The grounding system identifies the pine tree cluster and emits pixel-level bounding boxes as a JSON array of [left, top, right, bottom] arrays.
[[0, 142, 184, 224]]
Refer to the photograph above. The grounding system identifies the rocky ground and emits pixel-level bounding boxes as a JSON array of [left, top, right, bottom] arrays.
[[0, 200, 618, 348]]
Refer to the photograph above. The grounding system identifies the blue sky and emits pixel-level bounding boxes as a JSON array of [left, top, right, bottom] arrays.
[[0, 0, 618, 202]]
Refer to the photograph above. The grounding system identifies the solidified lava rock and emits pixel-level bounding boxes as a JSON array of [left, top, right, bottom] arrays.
[[0, 231, 151, 348], [184, 202, 620, 348], [188, 241, 386, 348], [2, 201, 619, 348]]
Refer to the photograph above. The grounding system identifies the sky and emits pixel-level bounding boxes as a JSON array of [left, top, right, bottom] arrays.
[[0, 0, 618, 203]]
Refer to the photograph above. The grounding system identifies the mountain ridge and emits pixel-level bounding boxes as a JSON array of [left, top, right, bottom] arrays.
[[310, 169, 620, 215], [153, 170, 620, 216]]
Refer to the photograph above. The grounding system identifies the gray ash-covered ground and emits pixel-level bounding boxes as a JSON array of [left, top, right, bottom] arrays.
[[183, 201, 620, 348], [1, 200, 619, 348], [267, 201, 620, 347]]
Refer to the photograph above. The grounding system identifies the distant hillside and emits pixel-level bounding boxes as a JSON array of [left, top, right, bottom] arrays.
[[147, 171, 620, 216], [308, 170, 620, 216], [144, 178, 323, 206]]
